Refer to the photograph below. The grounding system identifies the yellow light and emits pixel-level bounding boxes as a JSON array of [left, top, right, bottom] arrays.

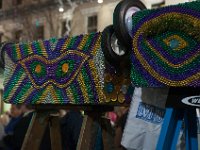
[[59, 7, 64, 12], [98, 0, 103, 4]]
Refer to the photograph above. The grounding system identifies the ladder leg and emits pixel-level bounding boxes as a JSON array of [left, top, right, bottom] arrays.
[[49, 114, 62, 150], [156, 107, 184, 150], [21, 111, 49, 150], [170, 110, 184, 149], [184, 109, 198, 150], [77, 112, 101, 150], [101, 117, 115, 150]]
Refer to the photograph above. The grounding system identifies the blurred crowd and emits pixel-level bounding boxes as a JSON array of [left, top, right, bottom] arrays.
[[0, 105, 129, 150]]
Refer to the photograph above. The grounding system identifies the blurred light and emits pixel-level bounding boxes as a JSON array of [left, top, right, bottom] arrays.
[[59, 6, 64, 12], [98, 0, 103, 4]]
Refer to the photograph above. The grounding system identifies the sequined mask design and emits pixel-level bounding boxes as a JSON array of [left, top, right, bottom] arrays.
[[130, 1, 200, 87], [3, 33, 106, 104], [20, 50, 89, 89]]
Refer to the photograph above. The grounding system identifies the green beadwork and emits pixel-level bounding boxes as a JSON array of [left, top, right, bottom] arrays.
[[30, 61, 46, 78]]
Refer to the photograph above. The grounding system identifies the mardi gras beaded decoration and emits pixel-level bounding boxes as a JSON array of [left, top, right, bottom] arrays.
[[3, 33, 107, 104], [130, 1, 200, 87], [103, 63, 133, 104]]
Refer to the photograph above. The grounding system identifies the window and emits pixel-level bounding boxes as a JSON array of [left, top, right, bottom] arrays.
[[61, 20, 71, 36], [14, 30, 22, 42], [87, 15, 97, 33], [35, 25, 44, 40]]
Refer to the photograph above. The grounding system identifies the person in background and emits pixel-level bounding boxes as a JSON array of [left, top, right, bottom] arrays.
[[0, 111, 11, 127], [4, 105, 23, 135], [0, 111, 11, 141], [60, 110, 83, 150], [1, 105, 34, 150]]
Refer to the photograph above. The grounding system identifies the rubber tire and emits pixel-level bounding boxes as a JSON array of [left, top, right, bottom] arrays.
[[0, 43, 5, 69], [101, 25, 129, 68], [113, 0, 146, 48], [0, 42, 11, 69]]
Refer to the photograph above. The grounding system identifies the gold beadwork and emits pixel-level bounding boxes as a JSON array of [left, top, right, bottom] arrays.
[[91, 33, 102, 56], [163, 35, 187, 51], [105, 73, 113, 82], [19, 50, 89, 89], [16, 44, 21, 60], [118, 92, 125, 103], [132, 12, 200, 86], [78, 34, 89, 50], [146, 41, 199, 68], [77, 72, 90, 103]]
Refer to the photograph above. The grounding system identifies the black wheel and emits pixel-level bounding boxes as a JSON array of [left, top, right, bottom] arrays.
[[113, 0, 146, 48], [101, 25, 129, 68], [0, 43, 5, 69], [0, 42, 11, 69]]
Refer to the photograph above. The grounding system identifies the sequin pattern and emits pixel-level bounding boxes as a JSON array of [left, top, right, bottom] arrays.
[[130, 1, 200, 87], [3, 33, 106, 104]]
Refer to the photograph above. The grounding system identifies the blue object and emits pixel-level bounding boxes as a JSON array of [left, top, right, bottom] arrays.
[[105, 82, 114, 93], [169, 39, 180, 49], [5, 116, 22, 134], [156, 108, 198, 150]]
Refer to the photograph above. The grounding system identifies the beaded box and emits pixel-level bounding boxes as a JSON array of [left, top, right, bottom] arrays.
[[3, 33, 104, 104], [3, 33, 133, 104], [130, 1, 200, 87]]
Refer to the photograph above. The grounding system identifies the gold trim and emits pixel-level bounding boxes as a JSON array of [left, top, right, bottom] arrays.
[[39, 42, 48, 58], [19, 50, 89, 89], [91, 33, 102, 56], [16, 44, 21, 60], [133, 13, 200, 86], [77, 35, 89, 50], [163, 35, 187, 51], [61, 37, 72, 53], [5, 73, 26, 101], [77, 73, 90, 103], [146, 41, 200, 68]]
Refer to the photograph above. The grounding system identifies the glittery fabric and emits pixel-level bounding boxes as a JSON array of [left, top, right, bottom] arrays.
[[103, 68, 134, 104], [131, 1, 200, 87], [3, 33, 106, 104]]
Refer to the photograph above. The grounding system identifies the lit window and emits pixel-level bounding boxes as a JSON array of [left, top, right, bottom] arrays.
[[87, 15, 97, 33]]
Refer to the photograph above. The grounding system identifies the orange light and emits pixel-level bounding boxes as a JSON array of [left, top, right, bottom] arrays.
[[62, 63, 69, 73], [35, 64, 42, 73]]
